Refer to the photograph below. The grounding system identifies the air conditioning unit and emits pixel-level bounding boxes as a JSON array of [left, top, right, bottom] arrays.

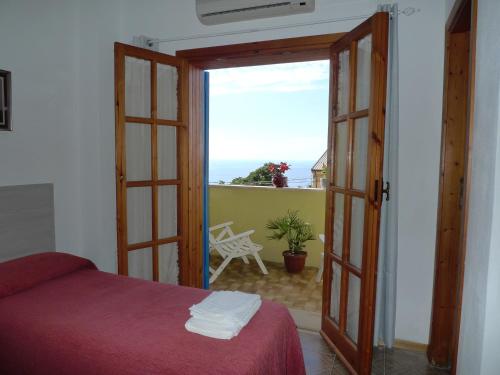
[[196, 0, 315, 25]]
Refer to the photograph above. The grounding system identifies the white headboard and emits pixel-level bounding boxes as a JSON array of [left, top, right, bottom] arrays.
[[0, 184, 55, 262]]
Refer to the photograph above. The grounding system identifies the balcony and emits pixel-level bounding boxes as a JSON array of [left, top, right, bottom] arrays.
[[208, 184, 326, 315]]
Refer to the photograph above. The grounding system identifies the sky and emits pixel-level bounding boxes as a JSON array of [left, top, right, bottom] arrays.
[[208, 60, 330, 161]]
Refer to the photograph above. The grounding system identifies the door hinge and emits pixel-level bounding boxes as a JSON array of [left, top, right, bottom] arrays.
[[382, 180, 390, 201]]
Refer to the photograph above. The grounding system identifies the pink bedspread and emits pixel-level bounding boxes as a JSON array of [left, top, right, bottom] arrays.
[[0, 253, 305, 375]]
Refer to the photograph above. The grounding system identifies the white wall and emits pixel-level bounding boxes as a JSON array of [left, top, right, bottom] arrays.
[[0, 0, 449, 344], [0, 0, 123, 271], [120, 0, 377, 53], [395, 0, 447, 344], [74, 0, 123, 272], [0, 0, 84, 256], [457, 0, 500, 373]]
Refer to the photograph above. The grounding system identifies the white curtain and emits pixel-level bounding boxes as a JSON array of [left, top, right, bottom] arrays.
[[124, 57, 179, 284], [373, 3, 399, 348]]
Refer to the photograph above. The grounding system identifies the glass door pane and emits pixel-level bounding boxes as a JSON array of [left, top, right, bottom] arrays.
[[125, 57, 151, 117], [333, 193, 345, 257], [127, 187, 152, 244], [128, 248, 153, 280], [126, 123, 151, 181], [352, 117, 369, 191], [334, 122, 348, 187], [349, 197, 365, 269], [330, 261, 342, 324], [346, 273, 361, 343], [158, 185, 177, 239], [157, 64, 179, 121], [158, 126, 177, 180], [356, 35, 372, 111], [337, 50, 350, 115], [159, 242, 179, 284]]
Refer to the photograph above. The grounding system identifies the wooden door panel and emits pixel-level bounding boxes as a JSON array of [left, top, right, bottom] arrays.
[[115, 43, 188, 284], [321, 12, 389, 375]]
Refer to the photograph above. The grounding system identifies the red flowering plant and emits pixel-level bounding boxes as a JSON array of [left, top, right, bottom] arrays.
[[268, 162, 290, 177]]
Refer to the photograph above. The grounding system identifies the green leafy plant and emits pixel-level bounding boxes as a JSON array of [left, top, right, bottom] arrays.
[[266, 211, 315, 253], [231, 162, 273, 186]]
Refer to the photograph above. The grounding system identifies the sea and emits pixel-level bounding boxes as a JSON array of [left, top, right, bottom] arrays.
[[209, 160, 316, 188]]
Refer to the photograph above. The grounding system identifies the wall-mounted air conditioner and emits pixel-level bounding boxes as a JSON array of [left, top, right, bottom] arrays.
[[196, 0, 315, 25]]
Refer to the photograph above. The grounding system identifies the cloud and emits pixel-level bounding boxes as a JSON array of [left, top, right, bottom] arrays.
[[209, 60, 330, 95]]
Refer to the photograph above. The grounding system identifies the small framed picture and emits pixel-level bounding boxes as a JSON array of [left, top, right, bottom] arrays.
[[0, 70, 12, 131]]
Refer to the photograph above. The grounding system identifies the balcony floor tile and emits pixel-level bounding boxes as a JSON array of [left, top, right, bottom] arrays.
[[210, 256, 322, 313]]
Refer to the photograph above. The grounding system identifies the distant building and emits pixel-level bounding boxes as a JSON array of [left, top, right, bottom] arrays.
[[311, 151, 327, 188]]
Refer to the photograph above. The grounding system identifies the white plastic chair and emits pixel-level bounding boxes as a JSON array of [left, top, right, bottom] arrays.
[[316, 234, 325, 283], [208, 221, 269, 284]]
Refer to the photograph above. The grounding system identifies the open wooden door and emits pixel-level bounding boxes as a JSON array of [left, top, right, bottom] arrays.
[[114, 43, 189, 285], [321, 13, 389, 375]]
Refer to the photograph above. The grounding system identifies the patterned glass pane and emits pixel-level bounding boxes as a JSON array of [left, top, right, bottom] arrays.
[[352, 117, 369, 191], [356, 35, 372, 111], [125, 57, 151, 118], [349, 197, 365, 269], [346, 273, 361, 343], [158, 126, 177, 180], [337, 50, 350, 115], [159, 242, 179, 285], [334, 122, 348, 187], [333, 193, 344, 257], [126, 123, 151, 181], [127, 187, 152, 244], [128, 248, 152, 281], [157, 64, 178, 121], [330, 261, 342, 324], [158, 185, 177, 239]]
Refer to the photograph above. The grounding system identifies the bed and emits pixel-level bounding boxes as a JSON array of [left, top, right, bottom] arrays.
[[0, 252, 305, 375]]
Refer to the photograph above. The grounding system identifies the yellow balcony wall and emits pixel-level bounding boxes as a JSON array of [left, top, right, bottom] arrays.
[[209, 184, 326, 268]]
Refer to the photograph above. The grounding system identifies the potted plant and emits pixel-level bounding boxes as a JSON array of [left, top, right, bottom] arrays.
[[268, 162, 290, 188], [320, 163, 328, 189], [266, 211, 315, 273]]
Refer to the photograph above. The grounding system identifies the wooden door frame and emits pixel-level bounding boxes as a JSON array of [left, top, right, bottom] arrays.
[[427, 0, 477, 373], [177, 32, 345, 289], [177, 33, 345, 69]]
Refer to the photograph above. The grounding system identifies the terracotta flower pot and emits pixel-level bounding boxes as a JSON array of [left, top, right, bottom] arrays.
[[282, 250, 307, 273], [272, 175, 288, 188]]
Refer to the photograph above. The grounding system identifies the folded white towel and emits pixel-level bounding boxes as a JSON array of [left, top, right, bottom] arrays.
[[190, 291, 261, 327], [186, 291, 262, 339], [185, 317, 239, 340], [191, 298, 262, 328]]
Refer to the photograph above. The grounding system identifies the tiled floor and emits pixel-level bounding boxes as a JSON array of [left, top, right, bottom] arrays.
[[299, 330, 450, 375], [211, 257, 448, 374], [210, 256, 322, 312]]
